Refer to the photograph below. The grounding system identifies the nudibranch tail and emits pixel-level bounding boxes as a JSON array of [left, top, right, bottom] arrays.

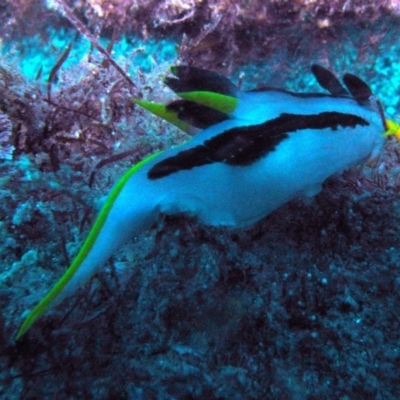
[[16, 151, 163, 339]]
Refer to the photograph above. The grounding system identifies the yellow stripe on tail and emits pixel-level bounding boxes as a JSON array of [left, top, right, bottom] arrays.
[[16, 151, 163, 339]]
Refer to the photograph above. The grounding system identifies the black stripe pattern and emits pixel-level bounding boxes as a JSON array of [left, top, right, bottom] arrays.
[[148, 112, 369, 180]]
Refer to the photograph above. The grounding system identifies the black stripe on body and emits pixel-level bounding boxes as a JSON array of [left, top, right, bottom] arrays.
[[148, 112, 369, 180]]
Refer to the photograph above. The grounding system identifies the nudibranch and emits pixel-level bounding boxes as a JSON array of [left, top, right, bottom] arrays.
[[16, 64, 390, 339]]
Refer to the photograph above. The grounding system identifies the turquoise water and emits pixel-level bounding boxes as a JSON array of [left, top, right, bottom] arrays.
[[1, 29, 177, 80]]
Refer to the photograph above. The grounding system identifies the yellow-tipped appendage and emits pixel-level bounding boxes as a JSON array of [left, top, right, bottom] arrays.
[[16, 151, 163, 340], [177, 91, 238, 114], [133, 92, 238, 132], [132, 99, 192, 132], [384, 119, 400, 141]]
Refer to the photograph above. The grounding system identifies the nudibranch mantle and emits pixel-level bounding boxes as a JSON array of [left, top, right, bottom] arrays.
[[16, 65, 388, 339]]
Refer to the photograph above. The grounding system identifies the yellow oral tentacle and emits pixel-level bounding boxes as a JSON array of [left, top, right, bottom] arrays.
[[384, 119, 400, 141]]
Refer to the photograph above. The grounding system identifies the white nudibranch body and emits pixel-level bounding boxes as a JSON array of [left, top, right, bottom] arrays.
[[16, 64, 387, 339]]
